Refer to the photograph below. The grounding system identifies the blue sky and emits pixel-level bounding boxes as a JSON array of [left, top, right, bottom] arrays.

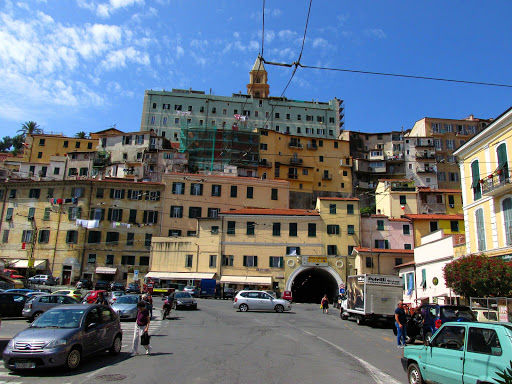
[[0, 0, 511, 138]]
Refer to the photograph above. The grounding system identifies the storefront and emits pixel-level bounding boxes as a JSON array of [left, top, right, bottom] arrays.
[[219, 275, 273, 291], [95, 267, 118, 282]]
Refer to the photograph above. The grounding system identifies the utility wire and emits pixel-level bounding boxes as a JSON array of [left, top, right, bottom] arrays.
[[262, 60, 512, 89]]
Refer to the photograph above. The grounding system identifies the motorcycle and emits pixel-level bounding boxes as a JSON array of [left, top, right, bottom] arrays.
[[162, 298, 172, 319]]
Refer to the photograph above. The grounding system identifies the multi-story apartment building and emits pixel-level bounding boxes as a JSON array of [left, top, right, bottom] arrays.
[[150, 198, 361, 302], [375, 180, 463, 218], [340, 130, 405, 207], [404, 136, 438, 188], [0, 179, 164, 284], [161, 173, 290, 237], [403, 214, 464, 247], [454, 106, 512, 258], [258, 129, 352, 208], [408, 115, 492, 189]]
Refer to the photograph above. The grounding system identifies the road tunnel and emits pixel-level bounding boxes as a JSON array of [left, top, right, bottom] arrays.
[[290, 267, 339, 304]]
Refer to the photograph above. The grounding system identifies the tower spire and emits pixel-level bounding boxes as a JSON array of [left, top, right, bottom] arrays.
[[247, 55, 269, 98]]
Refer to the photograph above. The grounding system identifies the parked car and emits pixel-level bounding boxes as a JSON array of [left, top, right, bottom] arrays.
[[223, 288, 235, 300], [109, 291, 126, 305], [172, 292, 198, 310], [25, 292, 46, 299], [3, 304, 122, 371], [0, 293, 28, 317], [420, 304, 477, 344], [22, 294, 78, 321], [233, 290, 292, 313], [282, 290, 293, 302], [110, 282, 125, 292], [110, 294, 141, 320], [28, 275, 56, 286], [52, 290, 83, 301], [76, 278, 93, 290], [82, 290, 108, 304], [94, 280, 110, 291], [5, 289, 34, 295], [472, 308, 499, 322], [126, 282, 141, 294], [183, 286, 199, 297], [401, 321, 512, 384]]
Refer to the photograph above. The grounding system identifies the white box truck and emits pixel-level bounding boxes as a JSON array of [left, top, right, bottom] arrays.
[[340, 274, 403, 326]]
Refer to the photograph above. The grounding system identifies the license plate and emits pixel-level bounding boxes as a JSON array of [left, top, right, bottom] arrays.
[[15, 362, 36, 369]]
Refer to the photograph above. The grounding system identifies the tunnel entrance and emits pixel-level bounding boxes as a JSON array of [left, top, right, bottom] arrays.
[[290, 267, 340, 304]]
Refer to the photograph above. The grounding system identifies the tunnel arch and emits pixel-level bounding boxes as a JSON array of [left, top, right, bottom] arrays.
[[286, 266, 343, 304]]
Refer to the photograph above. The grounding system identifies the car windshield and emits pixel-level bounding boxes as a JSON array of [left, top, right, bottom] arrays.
[[176, 292, 192, 299], [31, 308, 85, 329], [26, 296, 37, 303], [113, 292, 124, 296], [441, 307, 477, 321], [184, 286, 195, 290], [115, 296, 139, 304], [56, 291, 70, 295]]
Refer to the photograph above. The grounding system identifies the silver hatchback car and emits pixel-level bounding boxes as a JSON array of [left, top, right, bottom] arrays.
[[233, 290, 292, 313], [22, 294, 78, 321]]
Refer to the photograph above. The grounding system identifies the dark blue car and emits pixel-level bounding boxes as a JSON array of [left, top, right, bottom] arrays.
[[420, 304, 477, 344]]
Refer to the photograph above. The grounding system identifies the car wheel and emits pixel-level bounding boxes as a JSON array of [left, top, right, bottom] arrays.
[[31, 312, 43, 322], [341, 312, 349, 320], [66, 347, 81, 370], [424, 332, 432, 345], [42, 281, 47, 285], [110, 335, 122, 355], [239, 304, 249, 312], [356, 315, 365, 325], [275, 304, 284, 313], [407, 363, 424, 384]]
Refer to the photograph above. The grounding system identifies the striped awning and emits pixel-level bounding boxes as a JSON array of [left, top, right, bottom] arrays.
[[144, 272, 215, 281], [219, 275, 272, 286], [96, 267, 117, 275]]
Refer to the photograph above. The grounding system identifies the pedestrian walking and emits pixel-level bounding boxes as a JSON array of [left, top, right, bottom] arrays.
[[395, 300, 407, 348], [142, 293, 153, 318], [132, 301, 152, 355], [321, 294, 329, 314]]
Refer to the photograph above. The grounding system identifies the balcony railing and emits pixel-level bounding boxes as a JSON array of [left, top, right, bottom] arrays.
[[259, 160, 272, 168], [287, 173, 298, 179], [307, 143, 318, 150], [482, 168, 512, 196], [288, 142, 303, 149], [415, 153, 436, 160], [416, 141, 435, 147], [322, 174, 332, 180], [290, 157, 303, 165], [417, 166, 436, 174]]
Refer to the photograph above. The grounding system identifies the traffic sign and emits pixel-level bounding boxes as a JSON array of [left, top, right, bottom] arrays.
[[339, 288, 345, 294], [134, 270, 139, 280], [339, 283, 345, 289]]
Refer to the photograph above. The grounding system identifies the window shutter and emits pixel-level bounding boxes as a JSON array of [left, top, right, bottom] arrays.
[[68, 207, 73, 220], [269, 256, 272, 267], [107, 208, 112, 221], [127, 190, 132, 199], [374, 239, 378, 248], [279, 257, 284, 267], [101, 209, 105, 221], [154, 212, 158, 224], [77, 207, 82, 219], [172, 183, 176, 194], [254, 256, 258, 267], [145, 191, 149, 200], [143, 211, 148, 223], [89, 209, 94, 220], [471, 161, 480, 188], [110, 189, 114, 198], [120, 189, 125, 199], [385, 240, 389, 249], [243, 256, 247, 266], [118, 209, 123, 222]]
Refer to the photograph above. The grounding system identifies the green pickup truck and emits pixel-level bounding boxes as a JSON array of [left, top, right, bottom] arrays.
[[401, 321, 512, 384]]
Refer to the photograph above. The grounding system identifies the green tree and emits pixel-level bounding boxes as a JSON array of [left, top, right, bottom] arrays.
[[17, 121, 42, 136], [74, 131, 88, 139], [11, 134, 25, 155], [443, 254, 512, 298], [0, 136, 13, 152]]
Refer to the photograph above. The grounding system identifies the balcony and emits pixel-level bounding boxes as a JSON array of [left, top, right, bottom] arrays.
[[416, 140, 435, 148], [415, 153, 436, 160], [259, 160, 272, 168], [322, 174, 332, 180], [417, 166, 436, 174], [307, 143, 318, 150], [432, 128, 447, 135], [390, 181, 415, 191], [288, 142, 303, 149], [290, 157, 303, 165], [482, 168, 512, 196], [287, 173, 298, 180], [455, 130, 470, 137], [385, 153, 404, 161]]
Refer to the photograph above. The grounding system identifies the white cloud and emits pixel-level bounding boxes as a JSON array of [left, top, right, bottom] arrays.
[[191, 39, 208, 49], [95, 0, 145, 18], [176, 45, 184, 58], [278, 30, 298, 40], [364, 28, 386, 39], [265, 30, 275, 44], [311, 37, 328, 48]]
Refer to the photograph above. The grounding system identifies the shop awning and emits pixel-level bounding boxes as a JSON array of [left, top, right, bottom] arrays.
[[11, 259, 46, 270], [96, 267, 117, 275], [219, 275, 272, 286], [144, 272, 215, 281]]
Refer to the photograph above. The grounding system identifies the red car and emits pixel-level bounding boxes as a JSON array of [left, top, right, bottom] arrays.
[[282, 290, 293, 302], [82, 290, 108, 304]]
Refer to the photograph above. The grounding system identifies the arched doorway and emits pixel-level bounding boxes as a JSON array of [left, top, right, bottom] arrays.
[[287, 266, 341, 304]]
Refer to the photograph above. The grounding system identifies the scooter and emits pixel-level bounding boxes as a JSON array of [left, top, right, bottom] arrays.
[[162, 298, 172, 319]]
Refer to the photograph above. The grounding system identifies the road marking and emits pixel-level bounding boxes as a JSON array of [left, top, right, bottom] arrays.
[[302, 330, 402, 384]]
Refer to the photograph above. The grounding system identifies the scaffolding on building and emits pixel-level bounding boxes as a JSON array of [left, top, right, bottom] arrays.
[[179, 122, 260, 173]]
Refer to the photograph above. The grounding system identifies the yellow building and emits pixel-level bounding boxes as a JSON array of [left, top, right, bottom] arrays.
[[21, 134, 98, 164], [149, 201, 354, 302], [454, 106, 512, 258], [258, 128, 352, 208], [403, 214, 465, 247], [0, 179, 163, 284], [161, 173, 290, 237], [353, 247, 414, 275], [376, 179, 463, 218]]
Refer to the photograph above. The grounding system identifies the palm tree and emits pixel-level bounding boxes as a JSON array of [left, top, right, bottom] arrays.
[[17, 121, 42, 136], [74, 131, 88, 139]]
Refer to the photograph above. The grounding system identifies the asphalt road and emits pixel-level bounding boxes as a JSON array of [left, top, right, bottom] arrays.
[[0, 297, 408, 384]]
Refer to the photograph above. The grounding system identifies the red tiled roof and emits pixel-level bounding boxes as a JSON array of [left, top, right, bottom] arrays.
[[389, 218, 411, 222], [418, 188, 462, 193], [354, 247, 414, 254], [394, 261, 416, 268], [318, 197, 359, 201], [220, 208, 319, 216], [404, 214, 463, 220]]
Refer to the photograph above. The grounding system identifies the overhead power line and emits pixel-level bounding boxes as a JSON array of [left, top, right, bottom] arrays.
[[262, 60, 512, 89]]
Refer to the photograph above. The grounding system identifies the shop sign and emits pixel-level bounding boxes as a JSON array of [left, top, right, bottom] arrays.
[[302, 256, 328, 266]]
